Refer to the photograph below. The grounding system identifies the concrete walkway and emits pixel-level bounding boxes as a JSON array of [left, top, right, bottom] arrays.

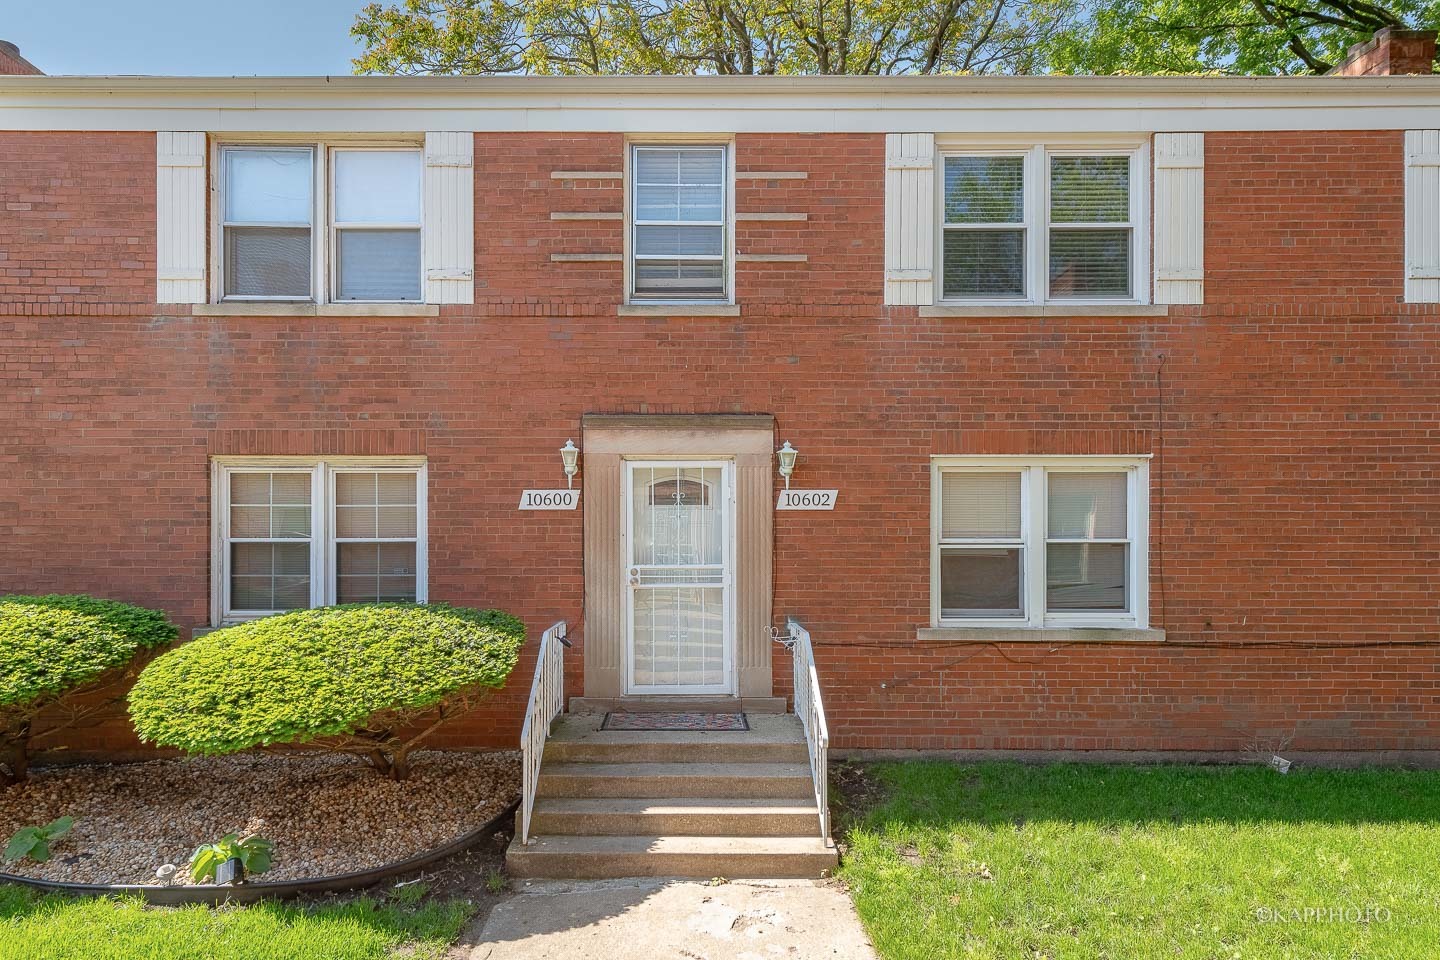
[[461, 877, 879, 960]]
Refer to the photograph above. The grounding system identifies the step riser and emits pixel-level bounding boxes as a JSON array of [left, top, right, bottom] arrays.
[[530, 811, 821, 837], [544, 742, 808, 764], [506, 850, 835, 880], [538, 774, 814, 799]]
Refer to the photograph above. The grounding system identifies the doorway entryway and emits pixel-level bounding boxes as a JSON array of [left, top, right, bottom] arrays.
[[623, 460, 735, 695]]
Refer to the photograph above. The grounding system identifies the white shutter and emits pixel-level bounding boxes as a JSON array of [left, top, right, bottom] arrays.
[[423, 131, 475, 305], [156, 132, 207, 304], [1405, 130, 1440, 303], [884, 133, 936, 306], [1152, 133, 1204, 305]]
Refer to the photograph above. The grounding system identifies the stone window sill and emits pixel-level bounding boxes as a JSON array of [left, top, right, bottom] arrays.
[[193, 303, 440, 318], [617, 304, 741, 317], [918, 304, 1169, 318], [917, 626, 1166, 643]]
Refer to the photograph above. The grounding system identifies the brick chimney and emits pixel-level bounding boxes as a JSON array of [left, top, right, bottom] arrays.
[[1330, 27, 1436, 76], [0, 41, 42, 76]]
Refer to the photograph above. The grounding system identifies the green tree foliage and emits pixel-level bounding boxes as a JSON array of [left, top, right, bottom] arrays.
[[0, 596, 177, 785], [128, 604, 525, 781], [1049, 0, 1440, 75], [352, 0, 1075, 75]]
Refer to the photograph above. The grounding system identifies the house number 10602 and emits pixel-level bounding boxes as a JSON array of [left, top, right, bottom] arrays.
[[776, 489, 839, 511], [518, 489, 580, 510]]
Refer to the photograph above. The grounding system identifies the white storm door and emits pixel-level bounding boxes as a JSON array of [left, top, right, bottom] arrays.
[[624, 461, 735, 695]]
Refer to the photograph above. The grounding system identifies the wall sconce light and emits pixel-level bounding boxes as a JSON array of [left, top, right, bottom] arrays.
[[777, 441, 799, 489], [560, 440, 581, 488]]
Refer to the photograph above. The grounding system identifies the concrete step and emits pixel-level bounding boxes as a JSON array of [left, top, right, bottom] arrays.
[[506, 834, 838, 879], [537, 761, 814, 799], [568, 696, 788, 714], [528, 797, 823, 837], [543, 713, 808, 764]]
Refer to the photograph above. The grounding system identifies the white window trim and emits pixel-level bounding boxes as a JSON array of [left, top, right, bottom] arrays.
[[624, 138, 736, 306], [211, 138, 425, 306], [329, 146, 425, 304], [934, 137, 1150, 307], [210, 456, 428, 626], [930, 455, 1150, 630]]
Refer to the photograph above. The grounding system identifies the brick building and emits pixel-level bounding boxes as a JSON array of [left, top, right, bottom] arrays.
[[2, 37, 1439, 765]]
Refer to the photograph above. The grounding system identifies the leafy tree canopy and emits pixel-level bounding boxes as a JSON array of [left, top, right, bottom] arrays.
[[1048, 0, 1439, 75], [351, 0, 1075, 75]]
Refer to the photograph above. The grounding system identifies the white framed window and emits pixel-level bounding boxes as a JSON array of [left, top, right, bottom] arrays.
[[217, 143, 423, 304], [211, 457, 427, 624], [931, 456, 1149, 629], [937, 141, 1147, 306], [629, 144, 731, 302]]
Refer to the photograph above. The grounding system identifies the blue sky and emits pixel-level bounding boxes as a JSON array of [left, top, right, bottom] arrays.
[[6, 0, 370, 75]]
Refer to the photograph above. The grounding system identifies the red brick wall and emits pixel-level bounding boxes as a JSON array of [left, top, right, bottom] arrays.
[[1, 128, 1437, 761]]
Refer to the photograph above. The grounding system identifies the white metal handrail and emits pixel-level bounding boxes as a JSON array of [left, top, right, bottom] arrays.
[[519, 620, 567, 845], [787, 617, 832, 844]]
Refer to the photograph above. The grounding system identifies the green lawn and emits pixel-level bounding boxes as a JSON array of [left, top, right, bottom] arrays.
[[0, 883, 475, 960], [839, 761, 1440, 960]]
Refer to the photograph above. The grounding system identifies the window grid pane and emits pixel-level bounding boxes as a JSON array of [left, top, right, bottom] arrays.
[[222, 148, 313, 301], [1049, 228, 1132, 299], [943, 229, 1025, 299], [934, 463, 1142, 624], [632, 146, 727, 300], [228, 471, 313, 612], [1045, 471, 1130, 614], [944, 156, 1024, 224], [1049, 156, 1130, 224], [941, 472, 1023, 539], [333, 471, 420, 603], [940, 547, 1024, 619], [225, 466, 422, 614]]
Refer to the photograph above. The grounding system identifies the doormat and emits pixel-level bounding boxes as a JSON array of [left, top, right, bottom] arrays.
[[601, 712, 750, 732]]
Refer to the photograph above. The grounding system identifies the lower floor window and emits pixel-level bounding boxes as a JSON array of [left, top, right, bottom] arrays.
[[214, 458, 427, 621], [932, 456, 1148, 629]]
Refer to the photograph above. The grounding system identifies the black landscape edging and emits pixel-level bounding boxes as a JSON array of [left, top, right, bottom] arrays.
[[0, 799, 518, 905]]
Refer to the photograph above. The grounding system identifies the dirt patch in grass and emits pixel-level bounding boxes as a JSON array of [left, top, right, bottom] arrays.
[[0, 750, 518, 885], [828, 759, 892, 845]]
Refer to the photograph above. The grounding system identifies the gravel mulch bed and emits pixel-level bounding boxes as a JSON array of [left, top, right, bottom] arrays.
[[0, 750, 519, 885]]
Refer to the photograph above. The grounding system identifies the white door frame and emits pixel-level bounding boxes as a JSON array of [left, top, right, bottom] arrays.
[[622, 458, 737, 696]]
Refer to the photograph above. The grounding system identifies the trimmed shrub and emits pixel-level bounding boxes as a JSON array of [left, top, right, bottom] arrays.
[[128, 604, 525, 780], [0, 595, 179, 784]]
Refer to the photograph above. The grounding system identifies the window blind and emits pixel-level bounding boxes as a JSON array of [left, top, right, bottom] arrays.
[[941, 472, 1022, 539]]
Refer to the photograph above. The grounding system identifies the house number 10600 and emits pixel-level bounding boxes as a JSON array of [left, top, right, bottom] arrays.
[[518, 489, 580, 510]]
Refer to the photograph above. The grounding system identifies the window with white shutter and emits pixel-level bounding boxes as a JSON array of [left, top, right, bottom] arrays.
[[932, 457, 1149, 629], [932, 142, 1148, 306], [189, 134, 474, 306]]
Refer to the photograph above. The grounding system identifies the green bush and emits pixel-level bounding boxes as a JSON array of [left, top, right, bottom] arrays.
[[0, 595, 178, 784], [128, 604, 524, 780]]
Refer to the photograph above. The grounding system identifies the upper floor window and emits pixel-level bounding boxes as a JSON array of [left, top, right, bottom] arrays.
[[212, 458, 427, 623], [630, 145, 729, 302], [931, 457, 1149, 629], [939, 144, 1145, 305], [219, 144, 422, 304]]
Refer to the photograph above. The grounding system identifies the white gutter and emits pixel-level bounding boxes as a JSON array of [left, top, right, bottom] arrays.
[[0, 73, 1436, 133]]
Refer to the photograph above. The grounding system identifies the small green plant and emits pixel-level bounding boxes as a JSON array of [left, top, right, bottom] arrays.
[[484, 869, 507, 894], [4, 816, 74, 864], [392, 880, 430, 906], [130, 604, 524, 780], [188, 833, 274, 884]]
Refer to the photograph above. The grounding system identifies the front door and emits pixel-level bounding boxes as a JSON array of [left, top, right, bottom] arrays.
[[623, 460, 735, 695]]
